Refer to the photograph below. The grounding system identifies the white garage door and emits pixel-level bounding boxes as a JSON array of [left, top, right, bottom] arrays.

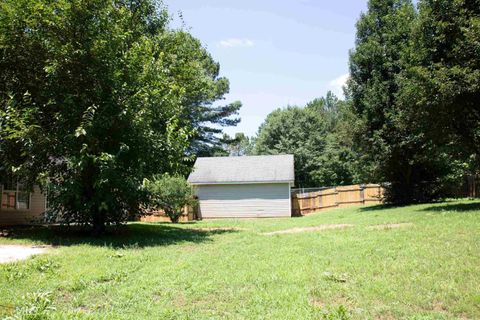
[[196, 183, 291, 218]]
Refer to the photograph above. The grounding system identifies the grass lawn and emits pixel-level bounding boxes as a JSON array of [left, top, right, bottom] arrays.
[[1, 199, 479, 319]]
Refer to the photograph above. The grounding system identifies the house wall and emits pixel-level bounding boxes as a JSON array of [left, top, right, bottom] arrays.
[[195, 183, 291, 218], [0, 186, 46, 225]]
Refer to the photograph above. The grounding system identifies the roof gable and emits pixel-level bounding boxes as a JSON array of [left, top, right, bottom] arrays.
[[187, 155, 294, 185]]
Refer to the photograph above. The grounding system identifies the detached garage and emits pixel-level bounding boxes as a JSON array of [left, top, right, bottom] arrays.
[[188, 155, 294, 218]]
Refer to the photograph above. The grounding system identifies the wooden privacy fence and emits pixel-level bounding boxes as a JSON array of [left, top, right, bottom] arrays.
[[291, 184, 384, 216], [139, 202, 198, 223], [461, 175, 480, 198]]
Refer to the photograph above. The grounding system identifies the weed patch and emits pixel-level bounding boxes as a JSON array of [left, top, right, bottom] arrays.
[[5, 291, 55, 320], [366, 223, 413, 230]]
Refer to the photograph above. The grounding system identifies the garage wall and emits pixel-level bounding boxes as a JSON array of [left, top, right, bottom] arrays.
[[196, 183, 291, 218]]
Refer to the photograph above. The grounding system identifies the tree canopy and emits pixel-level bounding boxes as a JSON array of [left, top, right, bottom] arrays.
[[399, 0, 480, 171], [346, 0, 454, 203], [215, 133, 254, 157], [254, 92, 357, 188], [143, 174, 195, 223]]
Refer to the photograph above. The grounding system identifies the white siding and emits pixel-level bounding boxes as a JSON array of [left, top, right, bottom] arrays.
[[196, 183, 291, 218], [0, 185, 46, 225]]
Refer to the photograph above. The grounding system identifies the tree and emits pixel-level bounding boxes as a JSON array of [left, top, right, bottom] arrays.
[[0, 0, 234, 233], [306, 91, 341, 131], [398, 0, 480, 174], [188, 102, 242, 157], [216, 133, 254, 157], [346, 0, 454, 203], [254, 92, 355, 188], [254, 106, 325, 187], [143, 174, 196, 223], [160, 32, 242, 157], [305, 96, 359, 186]]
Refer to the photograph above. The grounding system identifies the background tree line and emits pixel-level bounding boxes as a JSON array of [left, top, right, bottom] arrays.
[[220, 91, 362, 188]]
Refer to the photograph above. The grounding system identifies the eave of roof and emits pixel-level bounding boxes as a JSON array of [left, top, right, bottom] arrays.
[[190, 180, 294, 186]]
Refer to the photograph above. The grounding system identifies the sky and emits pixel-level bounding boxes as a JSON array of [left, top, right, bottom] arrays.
[[164, 0, 368, 136]]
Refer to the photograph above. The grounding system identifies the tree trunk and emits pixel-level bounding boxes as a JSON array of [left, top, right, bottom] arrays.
[[82, 160, 107, 235], [167, 209, 180, 223], [92, 208, 106, 235]]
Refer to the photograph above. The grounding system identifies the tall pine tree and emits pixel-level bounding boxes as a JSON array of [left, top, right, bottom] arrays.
[[347, 0, 452, 203], [399, 0, 480, 174]]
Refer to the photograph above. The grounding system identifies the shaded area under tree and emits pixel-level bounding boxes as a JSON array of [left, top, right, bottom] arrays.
[[0, 223, 238, 249]]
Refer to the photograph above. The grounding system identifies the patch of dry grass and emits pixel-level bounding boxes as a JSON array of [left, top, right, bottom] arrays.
[[263, 224, 353, 235]]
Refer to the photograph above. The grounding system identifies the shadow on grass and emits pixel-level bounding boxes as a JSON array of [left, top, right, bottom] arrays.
[[359, 199, 480, 213], [358, 203, 402, 212], [0, 223, 238, 248], [421, 201, 480, 213]]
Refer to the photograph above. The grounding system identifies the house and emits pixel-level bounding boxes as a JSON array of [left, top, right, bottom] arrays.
[[0, 178, 47, 225], [187, 155, 294, 218]]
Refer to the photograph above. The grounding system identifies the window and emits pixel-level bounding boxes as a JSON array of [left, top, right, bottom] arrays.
[[1, 179, 30, 210], [17, 191, 31, 209]]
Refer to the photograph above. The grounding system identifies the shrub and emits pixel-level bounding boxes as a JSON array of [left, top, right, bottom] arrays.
[[144, 174, 196, 223]]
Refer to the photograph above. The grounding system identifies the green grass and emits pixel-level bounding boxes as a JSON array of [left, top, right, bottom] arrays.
[[1, 199, 479, 319]]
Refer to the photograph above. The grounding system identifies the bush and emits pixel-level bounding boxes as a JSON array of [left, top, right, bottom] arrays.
[[144, 174, 196, 223]]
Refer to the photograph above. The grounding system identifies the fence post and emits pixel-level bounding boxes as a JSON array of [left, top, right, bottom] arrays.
[[467, 175, 475, 198], [473, 175, 476, 198], [318, 191, 322, 210], [334, 186, 338, 207], [473, 175, 477, 198], [360, 184, 365, 204]]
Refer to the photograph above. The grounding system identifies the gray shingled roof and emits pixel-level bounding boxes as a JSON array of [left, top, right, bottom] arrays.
[[188, 155, 294, 185]]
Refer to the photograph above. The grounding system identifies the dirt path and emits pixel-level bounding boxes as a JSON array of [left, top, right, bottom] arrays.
[[263, 224, 354, 235], [0, 245, 49, 263]]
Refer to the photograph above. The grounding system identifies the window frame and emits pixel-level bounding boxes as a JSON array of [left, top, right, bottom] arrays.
[[1, 180, 32, 211]]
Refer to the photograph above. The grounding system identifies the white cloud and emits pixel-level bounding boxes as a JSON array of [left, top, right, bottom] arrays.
[[328, 73, 349, 97], [218, 38, 254, 48]]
